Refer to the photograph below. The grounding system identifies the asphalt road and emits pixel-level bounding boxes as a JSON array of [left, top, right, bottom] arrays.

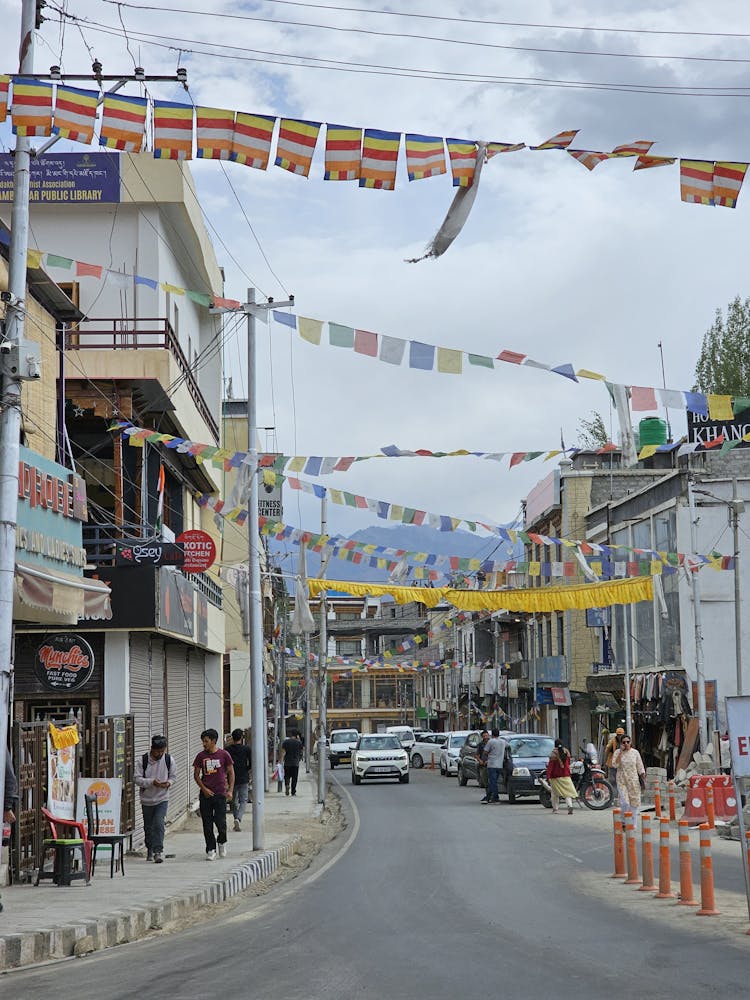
[[9, 767, 750, 999]]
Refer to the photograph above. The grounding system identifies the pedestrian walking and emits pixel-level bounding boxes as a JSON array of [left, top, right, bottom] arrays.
[[280, 731, 303, 796], [481, 728, 507, 804], [135, 735, 176, 863], [226, 729, 252, 832], [604, 727, 625, 787], [1, 754, 18, 912], [612, 735, 646, 815], [476, 730, 490, 802], [546, 739, 578, 814], [193, 729, 234, 860]]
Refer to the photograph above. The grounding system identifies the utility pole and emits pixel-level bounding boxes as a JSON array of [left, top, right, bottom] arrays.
[[317, 496, 329, 805], [688, 479, 709, 752], [731, 478, 743, 697], [212, 288, 293, 849], [304, 633, 311, 773], [0, 0, 36, 833]]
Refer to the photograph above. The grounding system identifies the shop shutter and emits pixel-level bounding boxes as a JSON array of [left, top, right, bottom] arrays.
[[128, 634, 151, 847], [166, 644, 190, 821], [151, 639, 166, 739], [188, 648, 206, 803]]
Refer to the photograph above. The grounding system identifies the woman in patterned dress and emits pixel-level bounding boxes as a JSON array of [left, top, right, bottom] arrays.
[[612, 736, 646, 814]]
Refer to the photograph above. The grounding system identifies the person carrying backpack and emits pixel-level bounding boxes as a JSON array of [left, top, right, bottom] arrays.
[[135, 735, 176, 864]]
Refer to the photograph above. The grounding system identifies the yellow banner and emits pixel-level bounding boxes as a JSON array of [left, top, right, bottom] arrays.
[[49, 722, 80, 749], [306, 575, 652, 611]]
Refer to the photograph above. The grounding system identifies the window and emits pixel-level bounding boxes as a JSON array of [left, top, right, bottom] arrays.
[[556, 614, 565, 655], [336, 639, 360, 658], [545, 616, 552, 657], [374, 676, 397, 708]]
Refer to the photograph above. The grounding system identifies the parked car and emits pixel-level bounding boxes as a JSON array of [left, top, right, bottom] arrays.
[[499, 734, 556, 802], [457, 730, 515, 786], [327, 729, 360, 768], [351, 734, 409, 784], [410, 732, 447, 769], [439, 731, 473, 776], [385, 726, 417, 752]]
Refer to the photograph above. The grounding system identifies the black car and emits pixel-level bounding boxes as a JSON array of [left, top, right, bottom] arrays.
[[499, 734, 556, 802], [457, 730, 514, 786]]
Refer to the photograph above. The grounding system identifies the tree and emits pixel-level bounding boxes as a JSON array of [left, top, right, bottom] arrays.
[[694, 295, 750, 394], [576, 411, 609, 449]]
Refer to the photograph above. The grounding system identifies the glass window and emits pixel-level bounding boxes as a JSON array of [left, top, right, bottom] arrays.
[[556, 614, 565, 655], [374, 676, 397, 708], [329, 678, 354, 709]]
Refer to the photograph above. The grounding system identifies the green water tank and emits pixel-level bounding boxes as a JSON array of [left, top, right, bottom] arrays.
[[639, 416, 668, 447]]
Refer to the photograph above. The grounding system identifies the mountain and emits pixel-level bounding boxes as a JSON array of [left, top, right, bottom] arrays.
[[269, 523, 522, 585]]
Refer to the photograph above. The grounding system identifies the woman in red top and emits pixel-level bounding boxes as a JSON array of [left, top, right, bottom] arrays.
[[546, 739, 579, 814]]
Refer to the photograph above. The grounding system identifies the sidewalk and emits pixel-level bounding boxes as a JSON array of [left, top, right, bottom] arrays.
[[0, 772, 321, 971]]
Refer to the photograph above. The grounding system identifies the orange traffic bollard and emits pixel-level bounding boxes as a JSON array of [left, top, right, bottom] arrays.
[[677, 819, 698, 906], [668, 781, 677, 822], [705, 782, 715, 829], [653, 783, 662, 819], [639, 814, 657, 891], [656, 815, 675, 899], [611, 808, 626, 879], [696, 823, 720, 916], [624, 811, 640, 885]]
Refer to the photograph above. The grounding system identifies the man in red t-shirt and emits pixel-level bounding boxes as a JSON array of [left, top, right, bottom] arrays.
[[193, 729, 234, 860]]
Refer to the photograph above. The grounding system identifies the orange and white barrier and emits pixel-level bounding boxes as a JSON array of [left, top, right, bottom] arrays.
[[677, 819, 698, 906], [611, 808, 626, 879], [656, 815, 675, 899], [668, 780, 677, 822], [639, 814, 657, 892], [696, 823, 720, 916], [624, 811, 640, 885], [683, 774, 737, 826]]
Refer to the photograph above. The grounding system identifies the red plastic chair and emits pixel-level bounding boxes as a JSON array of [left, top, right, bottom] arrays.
[[40, 807, 93, 878]]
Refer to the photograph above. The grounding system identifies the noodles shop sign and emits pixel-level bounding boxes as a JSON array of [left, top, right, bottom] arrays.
[[34, 634, 95, 691]]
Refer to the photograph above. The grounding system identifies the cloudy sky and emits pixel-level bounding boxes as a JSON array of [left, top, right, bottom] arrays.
[[3, 1, 750, 557]]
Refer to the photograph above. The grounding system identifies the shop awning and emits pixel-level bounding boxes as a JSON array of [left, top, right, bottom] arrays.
[[15, 562, 112, 620]]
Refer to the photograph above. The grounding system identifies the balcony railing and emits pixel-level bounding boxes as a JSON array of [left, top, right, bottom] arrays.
[[66, 317, 219, 442]]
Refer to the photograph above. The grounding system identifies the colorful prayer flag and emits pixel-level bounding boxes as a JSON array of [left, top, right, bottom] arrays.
[[354, 329, 378, 357], [0, 75, 8, 123], [152, 100, 193, 159], [713, 161, 748, 208], [232, 112, 275, 169], [298, 317, 323, 345], [275, 118, 321, 176], [324, 124, 361, 180], [359, 129, 400, 190], [530, 129, 578, 150], [76, 261, 103, 279], [707, 394, 734, 420], [11, 78, 53, 136], [437, 348, 462, 374], [99, 93, 147, 152], [610, 140, 654, 157], [630, 386, 658, 411], [196, 106, 234, 160], [634, 155, 675, 170], [680, 159, 715, 206], [567, 150, 610, 171], [446, 139, 478, 187], [486, 141, 525, 158], [405, 133, 446, 181], [52, 85, 98, 143]]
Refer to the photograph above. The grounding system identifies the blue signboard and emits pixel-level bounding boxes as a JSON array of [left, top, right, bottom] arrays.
[[0, 151, 120, 204], [16, 446, 86, 576]]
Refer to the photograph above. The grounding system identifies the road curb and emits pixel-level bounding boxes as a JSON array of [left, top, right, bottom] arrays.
[[0, 834, 301, 972]]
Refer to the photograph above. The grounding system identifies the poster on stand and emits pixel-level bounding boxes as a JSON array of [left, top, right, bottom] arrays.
[[47, 736, 77, 820], [76, 777, 123, 835]]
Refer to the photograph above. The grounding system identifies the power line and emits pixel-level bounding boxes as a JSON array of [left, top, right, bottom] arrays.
[[45, 13, 750, 97], [96, 0, 750, 47]]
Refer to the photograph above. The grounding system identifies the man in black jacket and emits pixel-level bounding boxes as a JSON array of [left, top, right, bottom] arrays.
[[226, 729, 252, 831]]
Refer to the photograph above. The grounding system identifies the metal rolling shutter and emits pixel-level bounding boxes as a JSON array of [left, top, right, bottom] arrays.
[[129, 634, 151, 846], [188, 648, 206, 804], [166, 644, 190, 822], [151, 639, 166, 740]]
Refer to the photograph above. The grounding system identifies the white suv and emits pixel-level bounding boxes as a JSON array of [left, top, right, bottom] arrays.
[[351, 734, 409, 785], [327, 729, 360, 768]]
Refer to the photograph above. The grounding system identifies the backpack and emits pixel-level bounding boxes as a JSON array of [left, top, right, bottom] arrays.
[[143, 752, 172, 773]]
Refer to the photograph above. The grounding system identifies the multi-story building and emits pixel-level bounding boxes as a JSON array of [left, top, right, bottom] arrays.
[[2, 153, 227, 859], [522, 450, 672, 749]]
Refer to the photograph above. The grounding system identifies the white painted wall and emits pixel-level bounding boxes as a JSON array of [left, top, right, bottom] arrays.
[[103, 631, 130, 715]]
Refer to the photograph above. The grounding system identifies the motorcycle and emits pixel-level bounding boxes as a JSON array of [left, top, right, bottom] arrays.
[[539, 749, 614, 811]]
